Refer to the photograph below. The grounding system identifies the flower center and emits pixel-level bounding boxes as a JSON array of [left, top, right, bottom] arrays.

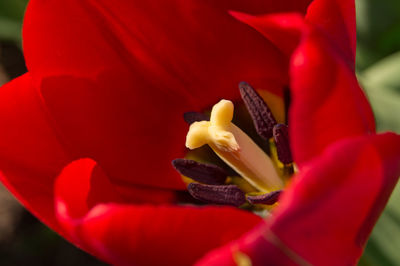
[[173, 82, 294, 213]]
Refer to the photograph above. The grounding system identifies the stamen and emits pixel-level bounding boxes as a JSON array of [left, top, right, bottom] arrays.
[[175, 83, 294, 211], [239, 82, 277, 140], [273, 124, 293, 164], [247, 190, 282, 205], [187, 183, 246, 206], [183, 112, 209, 124], [185, 100, 284, 192], [172, 159, 227, 185]]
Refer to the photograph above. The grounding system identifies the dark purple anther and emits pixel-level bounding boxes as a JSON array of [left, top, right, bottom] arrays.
[[273, 124, 293, 164], [183, 112, 209, 124], [172, 159, 227, 185], [246, 190, 282, 205], [187, 183, 246, 206], [239, 82, 277, 140]]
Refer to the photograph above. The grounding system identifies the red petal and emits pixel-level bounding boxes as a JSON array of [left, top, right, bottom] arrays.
[[197, 133, 400, 265], [55, 158, 124, 221], [230, 1, 357, 65], [23, 0, 312, 81], [230, 12, 306, 57], [230, 11, 374, 166], [196, 223, 300, 266], [22, 0, 299, 98], [80, 205, 261, 266], [270, 133, 400, 265], [289, 26, 375, 166], [0, 75, 178, 242], [0, 74, 69, 232], [38, 73, 190, 190], [306, 0, 356, 65], [23, 0, 309, 190], [55, 158, 262, 265]]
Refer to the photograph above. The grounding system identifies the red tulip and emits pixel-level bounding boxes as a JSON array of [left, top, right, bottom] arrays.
[[1, 0, 399, 265]]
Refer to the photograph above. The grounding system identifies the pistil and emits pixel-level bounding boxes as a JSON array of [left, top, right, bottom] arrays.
[[173, 82, 295, 210], [186, 100, 283, 192]]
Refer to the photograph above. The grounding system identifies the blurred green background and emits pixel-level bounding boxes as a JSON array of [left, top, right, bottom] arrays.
[[0, 0, 399, 265]]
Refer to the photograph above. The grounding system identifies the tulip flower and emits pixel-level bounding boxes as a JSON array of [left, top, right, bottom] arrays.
[[1, 0, 400, 265]]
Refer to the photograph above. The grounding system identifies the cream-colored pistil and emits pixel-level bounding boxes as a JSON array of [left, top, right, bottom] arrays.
[[186, 100, 283, 192]]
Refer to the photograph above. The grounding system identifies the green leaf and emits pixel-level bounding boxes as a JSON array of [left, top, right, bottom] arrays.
[[358, 51, 400, 133], [0, 17, 22, 43], [362, 51, 400, 89], [363, 85, 400, 133], [0, 0, 28, 45], [0, 0, 29, 20], [362, 184, 400, 266], [356, 0, 400, 70], [359, 52, 400, 265]]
